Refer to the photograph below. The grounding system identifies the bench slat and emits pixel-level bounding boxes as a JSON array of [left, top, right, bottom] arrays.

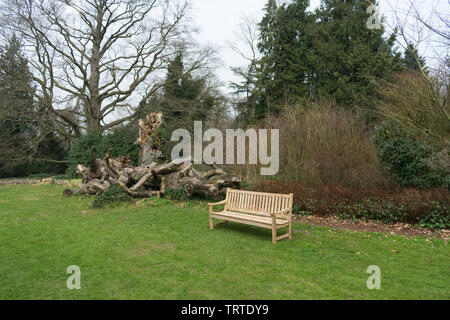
[[212, 211, 289, 227]]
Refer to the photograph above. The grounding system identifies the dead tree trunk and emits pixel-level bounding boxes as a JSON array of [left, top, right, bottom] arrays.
[[136, 112, 164, 166], [64, 112, 242, 198]]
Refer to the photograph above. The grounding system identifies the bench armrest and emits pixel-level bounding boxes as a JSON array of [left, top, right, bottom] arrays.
[[270, 208, 291, 219], [208, 200, 227, 207]]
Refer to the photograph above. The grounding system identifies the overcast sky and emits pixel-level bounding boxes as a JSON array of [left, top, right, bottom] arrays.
[[189, 0, 449, 94]]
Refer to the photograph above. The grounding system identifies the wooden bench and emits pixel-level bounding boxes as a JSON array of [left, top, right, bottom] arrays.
[[208, 188, 294, 244]]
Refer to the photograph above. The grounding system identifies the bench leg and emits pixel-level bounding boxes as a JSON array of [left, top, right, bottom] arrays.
[[272, 222, 277, 244], [275, 224, 292, 243], [277, 233, 290, 241], [209, 215, 228, 230], [289, 220, 292, 240], [209, 207, 214, 230]]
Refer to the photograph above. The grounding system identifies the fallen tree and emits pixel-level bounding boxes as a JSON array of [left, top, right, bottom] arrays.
[[63, 113, 241, 198]]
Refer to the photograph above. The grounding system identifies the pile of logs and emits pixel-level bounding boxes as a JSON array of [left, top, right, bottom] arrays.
[[63, 113, 241, 198]]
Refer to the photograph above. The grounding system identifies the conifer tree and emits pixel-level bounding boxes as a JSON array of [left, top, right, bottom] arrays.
[[0, 36, 67, 177], [307, 0, 403, 108], [257, 0, 311, 116], [403, 44, 427, 72], [0, 35, 36, 176], [144, 52, 227, 135], [249, 0, 404, 119]]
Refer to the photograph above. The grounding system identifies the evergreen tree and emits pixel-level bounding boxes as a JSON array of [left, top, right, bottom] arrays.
[[143, 52, 227, 136], [256, 0, 279, 117], [160, 52, 192, 131], [230, 59, 258, 124], [0, 36, 67, 177], [403, 44, 427, 72], [160, 52, 206, 133], [0, 35, 36, 176], [251, 0, 404, 118], [256, 0, 311, 116], [307, 0, 403, 109], [164, 53, 186, 100]]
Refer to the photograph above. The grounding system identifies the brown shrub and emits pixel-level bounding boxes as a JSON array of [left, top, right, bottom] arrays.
[[252, 180, 450, 228], [231, 101, 387, 188], [253, 180, 449, 204]]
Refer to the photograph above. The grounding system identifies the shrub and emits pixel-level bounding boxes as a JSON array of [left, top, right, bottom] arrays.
[[27, 133, 69, 176], [165, 188, 190, 201], [0, 133, 68, 178], [374, 71, 449, 189], [374, 121, 449, 189], [66, 125, 140, 178], [97, 125, 140, 165], [252, 180, 450, 229], [92, 184, 132, 209], [229, 101, 387, 188], [66, 130, 103, 178], [419, 202, 450, 229]]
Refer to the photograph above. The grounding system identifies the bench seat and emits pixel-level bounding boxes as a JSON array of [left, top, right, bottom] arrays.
[[212, 211, 289, 229]]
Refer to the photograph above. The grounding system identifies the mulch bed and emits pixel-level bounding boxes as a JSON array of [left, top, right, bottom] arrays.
[[294, 214, 449, 241]]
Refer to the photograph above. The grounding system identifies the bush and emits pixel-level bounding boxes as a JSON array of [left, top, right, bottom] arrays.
[[228, 101, 387, 188], [252, 180, 450, 229], [0, 133, 68, 178], [27, 173, 54, 179], [66, 125, 140, 178], [336, 199, 449, 229], [66, 130, 103, 178], [27, 133, 69, 176], [165, 188, 190, 201], [98, 125, 140, 165], [374, 121, 449, 189], [92, 184, 132, 209]]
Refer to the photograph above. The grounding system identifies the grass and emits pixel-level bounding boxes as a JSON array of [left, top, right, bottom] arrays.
[[0, 184, 449, 300]]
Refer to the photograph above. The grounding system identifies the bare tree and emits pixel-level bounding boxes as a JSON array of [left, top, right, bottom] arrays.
[[1, 0, 212, 139], [384, 0, 449, 121], [377, 0, 449, 153]]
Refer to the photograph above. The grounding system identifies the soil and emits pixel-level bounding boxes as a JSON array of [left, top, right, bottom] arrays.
[[294, 214, 449, 240]]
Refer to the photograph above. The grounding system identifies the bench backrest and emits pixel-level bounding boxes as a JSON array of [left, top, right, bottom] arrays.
[[225, 189, 293, 218]]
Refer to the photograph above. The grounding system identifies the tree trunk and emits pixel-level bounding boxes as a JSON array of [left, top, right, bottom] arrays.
[[136, 112, 164, 166]]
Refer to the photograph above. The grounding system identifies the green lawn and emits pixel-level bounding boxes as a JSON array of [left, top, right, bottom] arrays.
[[0, 184, 448, 299]]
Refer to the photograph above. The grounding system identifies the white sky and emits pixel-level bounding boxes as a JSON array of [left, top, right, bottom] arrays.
[[190, 0, 449, 94]]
